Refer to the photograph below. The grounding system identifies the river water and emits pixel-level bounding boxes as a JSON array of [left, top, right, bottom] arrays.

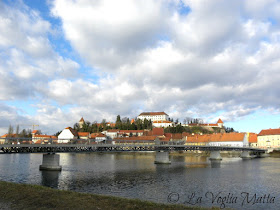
[[0, 152, 279, 210]]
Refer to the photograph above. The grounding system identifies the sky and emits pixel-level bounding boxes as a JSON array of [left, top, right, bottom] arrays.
[[1, 0, 280, 135]]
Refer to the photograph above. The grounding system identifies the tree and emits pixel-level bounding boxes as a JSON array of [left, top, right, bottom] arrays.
[[8, 125, 14, 137], [16, 125, 20, 136], [115, 115, 122, 129]]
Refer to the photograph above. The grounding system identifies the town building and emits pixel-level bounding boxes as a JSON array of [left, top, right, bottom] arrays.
[[257, 128, 280, 149], [137, 112, 169, 122], [119, 130, 144, 137], [32, 134, 57, 144], [102, 129, 120, 139], [58, 127, 78, 143], [185, 132, 247, 147], [95, 133, 107, 142], [187, 118, 224, 128], [152, 120, 173, 128], [77, 132, 90, 140]]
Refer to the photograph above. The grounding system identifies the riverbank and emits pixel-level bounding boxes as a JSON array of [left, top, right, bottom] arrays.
[[0, 181, 213, 210]]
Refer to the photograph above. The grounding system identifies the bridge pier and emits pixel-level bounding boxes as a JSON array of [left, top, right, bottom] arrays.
[[209, 151, 222, 160], [39, 153, 62, 171], [154, 151, 171, 164], [209, 151, 222, 167], [240, 151, 252, 160]]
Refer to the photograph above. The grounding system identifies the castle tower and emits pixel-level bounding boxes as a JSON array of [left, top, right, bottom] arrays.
[[79, 117, 85, 128], [217, 118, 224, 128]]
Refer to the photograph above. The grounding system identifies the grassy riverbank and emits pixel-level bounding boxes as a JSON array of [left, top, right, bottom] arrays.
[[0, 181, 213, 210]]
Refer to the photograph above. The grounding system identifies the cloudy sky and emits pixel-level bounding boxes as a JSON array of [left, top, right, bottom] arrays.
[[1, 0, 280, 135]]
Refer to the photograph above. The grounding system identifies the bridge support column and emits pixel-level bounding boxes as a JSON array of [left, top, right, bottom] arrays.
[[154, 151, 171, 164], [209, 151, 222, 160], [241, 151, 252, 160], [209, 151, 222, 168], [40, 153, 62, 171]]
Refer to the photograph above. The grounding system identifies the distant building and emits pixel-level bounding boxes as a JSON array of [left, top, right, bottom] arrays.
[[58, 127, 78, 143], [137, 112, 169, 122], [32, 134, 57, 144], [186, 132, 247, 147], [102, 129, 120, 139], [79, 117, 85, 128], [119, 130, 144, 137], [95, 133, 107, 142], [187, 118, 224, 128], [248, 133, 258, 147], [258, 128, 280, 149], [152, 120, 173, 128], [77, 132, 90, 140]]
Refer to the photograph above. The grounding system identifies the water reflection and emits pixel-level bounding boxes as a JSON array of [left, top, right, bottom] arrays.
[[210, 160, 221, 168], [1, 153, 280, 209], [41, 171, 60, 188]]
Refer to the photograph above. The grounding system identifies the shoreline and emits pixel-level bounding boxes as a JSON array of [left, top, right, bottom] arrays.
[[0, 181, 214, 210]]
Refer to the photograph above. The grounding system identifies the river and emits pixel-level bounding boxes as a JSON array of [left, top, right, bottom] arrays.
[[0, 152, 279, 209]]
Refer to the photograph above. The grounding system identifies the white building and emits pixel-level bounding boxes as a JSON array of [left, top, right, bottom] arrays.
[[152, 120, 173, 128], [95, 133, 107, 142], [137, 112, 169, 122], [208, 133, 247, 147], [102, 129, 120, 140], [58, 127, 78, 143], [258, 128, 280, 149]]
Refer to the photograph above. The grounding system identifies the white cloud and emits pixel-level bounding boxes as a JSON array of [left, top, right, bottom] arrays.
[[2, 0, 280, 134]]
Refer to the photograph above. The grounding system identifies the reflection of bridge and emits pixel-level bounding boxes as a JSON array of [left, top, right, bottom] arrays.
[[0, 138, 267, 171]]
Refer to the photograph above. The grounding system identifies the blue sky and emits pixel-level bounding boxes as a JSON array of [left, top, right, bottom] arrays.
[[1, 0, 280, 135]]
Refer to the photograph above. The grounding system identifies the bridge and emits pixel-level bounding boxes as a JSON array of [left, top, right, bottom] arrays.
[[0, 138, 267, 171]]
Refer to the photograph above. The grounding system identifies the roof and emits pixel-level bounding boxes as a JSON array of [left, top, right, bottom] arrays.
[[115, 136, 157, 141], [32, 130, 39, 134], [78, 132, 90, 137], [90, 133, 99, 138], [217, 118, 224, 123], [1, 134, 17, 138], [96, 133, 106, 137], [120, 130, 144, 133], [79, 117, 85, 122], [186, 133, 245, 143], [65, 127, 78, 137], [139, 112, 168, 116], [152, 127, 164, 136], [107, 129, 120, 133], [249, 133, 257, 143], [33, 135, 57, 139], [171, 133, 183, 140], [258, 128, 280, 136]]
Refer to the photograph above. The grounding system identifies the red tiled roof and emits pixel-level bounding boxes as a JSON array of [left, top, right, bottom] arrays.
[[165, 133, 172, 138], [115, 136, 157, 141], [1, 134, 17, 138], [249, 133, 257, 143], [152, 128, 164, 136], [217, 118, 223, 123], [171, 133, 183, 140], [107, 129, 120, 133], [78, 132, 90, 137], [258, 128, 280, 136], [120, 130, 144, 133], [139, 112, 168, 116], [186, 133, 245, 143], [33, 135, 57, 139], [79, 117, 85, 122], [32, 130, 39, 134]]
